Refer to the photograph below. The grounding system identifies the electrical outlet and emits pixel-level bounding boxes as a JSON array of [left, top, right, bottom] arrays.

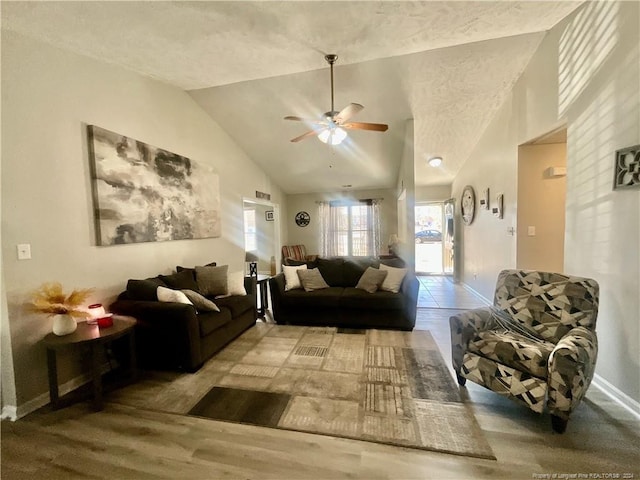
[[17, 244, 31, 260]]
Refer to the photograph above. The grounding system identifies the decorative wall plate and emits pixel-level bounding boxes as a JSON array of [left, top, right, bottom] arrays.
[[295, 211, 310, 227], [461, 185, 476, 225]]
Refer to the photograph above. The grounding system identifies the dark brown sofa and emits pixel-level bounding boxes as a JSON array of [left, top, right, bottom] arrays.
[[110, 267, 256, 372], [269, 256, 419, 330]]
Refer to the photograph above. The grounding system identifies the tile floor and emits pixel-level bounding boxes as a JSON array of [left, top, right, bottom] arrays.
[[417, 274, 489, 309]]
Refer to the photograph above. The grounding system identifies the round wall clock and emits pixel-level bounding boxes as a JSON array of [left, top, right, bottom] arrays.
[[295, 211, 310, 227], [461, 185, 476, 225]]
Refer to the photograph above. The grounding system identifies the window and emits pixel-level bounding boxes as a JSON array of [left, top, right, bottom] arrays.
[[319, 199, 381, 257]]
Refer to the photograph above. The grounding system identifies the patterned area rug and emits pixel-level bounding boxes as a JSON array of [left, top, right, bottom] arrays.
[[111, 324, 495, 459]]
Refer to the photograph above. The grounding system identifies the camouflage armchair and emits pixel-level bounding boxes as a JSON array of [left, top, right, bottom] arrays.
[[450, 270, 599, 433]]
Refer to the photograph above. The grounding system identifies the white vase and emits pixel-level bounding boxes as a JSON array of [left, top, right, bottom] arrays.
[[52, 314, 77, 336]]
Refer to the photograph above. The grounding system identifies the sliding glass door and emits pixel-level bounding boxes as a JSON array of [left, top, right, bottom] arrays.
[[414, 203, 444, 274]]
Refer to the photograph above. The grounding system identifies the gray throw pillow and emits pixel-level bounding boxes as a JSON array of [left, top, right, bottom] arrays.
[[355, 267, 388, 293], [297, 268, 330, 292], [195, 265, 228, 297], [181, 289, 220, 313]]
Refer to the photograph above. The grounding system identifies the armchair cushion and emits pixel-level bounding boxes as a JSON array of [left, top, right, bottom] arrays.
[[467, 329, 554, 379]]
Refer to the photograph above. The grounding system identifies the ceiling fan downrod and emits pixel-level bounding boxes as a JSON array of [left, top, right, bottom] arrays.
[[325, 54, 338, 115]]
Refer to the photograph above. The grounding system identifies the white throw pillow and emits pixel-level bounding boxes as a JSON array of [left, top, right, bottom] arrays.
[[215, 271, 247, 298], [379, 264, 408, 293], [157, 286, 193, 305], [283, 264, 308, 291]]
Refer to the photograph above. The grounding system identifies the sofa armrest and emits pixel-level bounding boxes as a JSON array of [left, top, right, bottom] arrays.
[[109, 299, 202, 370], [400, 274, 419, 328], [268, 274, 286, 323], [547, 326, 598, 419], [449, 307, 498, 374]]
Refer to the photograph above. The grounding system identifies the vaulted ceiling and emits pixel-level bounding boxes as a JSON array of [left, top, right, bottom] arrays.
[[2, 1, 582, 194]]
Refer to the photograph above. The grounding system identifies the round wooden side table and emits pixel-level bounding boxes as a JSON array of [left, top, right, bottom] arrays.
[[43, 315, 137, 411]]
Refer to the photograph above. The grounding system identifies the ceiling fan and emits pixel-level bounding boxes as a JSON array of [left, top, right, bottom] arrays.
[[285, 54, 389, 145]]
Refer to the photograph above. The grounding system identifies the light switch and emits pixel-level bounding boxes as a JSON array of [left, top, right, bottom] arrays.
[[527, 226, 536, 236], [17, 244, 31, 260]]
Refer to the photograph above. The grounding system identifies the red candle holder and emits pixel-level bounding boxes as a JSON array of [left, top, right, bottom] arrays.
[[97, 313, 114, 328]]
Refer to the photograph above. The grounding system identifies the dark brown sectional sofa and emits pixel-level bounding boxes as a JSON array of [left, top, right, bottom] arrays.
[[110, 266, 256, 372], [269, 256, 419, 330]]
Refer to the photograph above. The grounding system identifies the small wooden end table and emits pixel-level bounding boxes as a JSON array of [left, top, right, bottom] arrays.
[[255, 274, 271, 317], [43, 315, 137, 411]]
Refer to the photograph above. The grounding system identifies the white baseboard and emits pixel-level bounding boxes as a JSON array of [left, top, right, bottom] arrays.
[[1, 405, 17, 421], [2, 362, 112, 421], [591, 374, 640, 420], [461, 283, 492, 306]]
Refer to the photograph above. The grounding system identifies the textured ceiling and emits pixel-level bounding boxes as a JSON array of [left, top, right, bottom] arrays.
[[2, 1, 582, 194]]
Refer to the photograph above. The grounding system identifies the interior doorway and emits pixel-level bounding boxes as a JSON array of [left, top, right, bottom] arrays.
[[414, 203, 444, 274], [242, 199, 280, 276], [516, 127, 567, 272]]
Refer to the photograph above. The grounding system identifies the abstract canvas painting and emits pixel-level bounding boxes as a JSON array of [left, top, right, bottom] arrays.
[[88, 125, 221, 245]]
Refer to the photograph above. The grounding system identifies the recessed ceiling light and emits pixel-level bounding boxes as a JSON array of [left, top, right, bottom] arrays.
[[428, 156, 442, 167]]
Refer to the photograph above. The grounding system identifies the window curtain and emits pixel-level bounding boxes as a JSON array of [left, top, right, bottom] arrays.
[[318, 199, 382, 257], [370, 199, 382, 257]]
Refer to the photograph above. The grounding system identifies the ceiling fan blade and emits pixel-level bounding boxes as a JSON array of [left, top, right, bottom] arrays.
[[290, 129, 322, 143], [333, 103, 364, 124], [342, 122, 389, 132], [284, 116, 327, 126]]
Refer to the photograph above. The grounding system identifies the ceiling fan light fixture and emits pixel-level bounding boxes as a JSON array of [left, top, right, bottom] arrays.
[[428, 156, 443, 167], [318, 127, 347, 145]]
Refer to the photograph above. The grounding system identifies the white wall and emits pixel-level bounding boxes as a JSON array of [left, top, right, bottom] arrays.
[[395, 120, 416, 269], [285, 188, 398, 257], [1, 31, 285, 410], [452, 2, 639, 402], [561, 2, 639, 403], [415, 184, 452, 203]]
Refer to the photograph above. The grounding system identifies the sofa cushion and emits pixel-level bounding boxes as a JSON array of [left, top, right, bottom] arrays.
[[181, 289, 220, 313], [467, 329, 554, 379], [198, 308, 233, 337], [316, 257, 346, 287], [196, 265, 229, 297], [283, 264, 307, 291], [283, 257, 318, 269], [160, 269, 200, 291], [355, 267, 388, 293], [379, 264, 408, 293], [126, 277, 167, 301], [176, 262, 217, 276], [281, 287, 344, 308], [214, 294, 254, 318], [297, 268, 330, 292], [157, 286, 193, 306], [340, 287, 404, 310], [215, 271, 247, 298]]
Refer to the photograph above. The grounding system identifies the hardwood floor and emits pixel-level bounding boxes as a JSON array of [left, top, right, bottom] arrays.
[[3, 278, 639, 479]]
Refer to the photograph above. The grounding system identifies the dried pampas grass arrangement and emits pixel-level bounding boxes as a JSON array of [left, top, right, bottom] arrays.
[[30, 282, 94, 318]]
